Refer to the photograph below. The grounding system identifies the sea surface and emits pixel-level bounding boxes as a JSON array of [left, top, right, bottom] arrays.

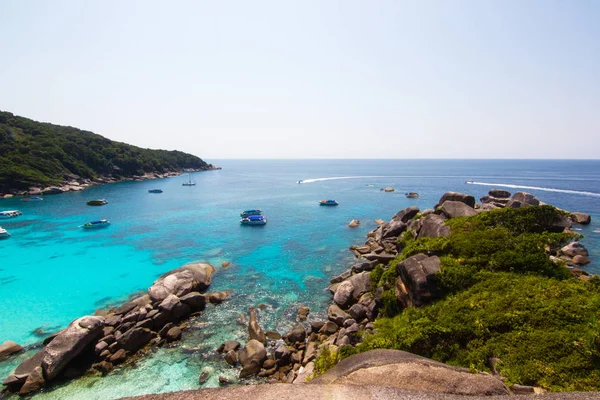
[[0, 159, 599, 399]]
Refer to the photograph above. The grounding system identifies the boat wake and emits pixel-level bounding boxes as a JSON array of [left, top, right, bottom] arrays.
[[299, 176, 389, 183], [466, 181, 600, 197]]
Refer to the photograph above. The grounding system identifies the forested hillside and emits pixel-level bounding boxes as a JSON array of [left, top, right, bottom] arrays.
[[0, 111, 213, 191]]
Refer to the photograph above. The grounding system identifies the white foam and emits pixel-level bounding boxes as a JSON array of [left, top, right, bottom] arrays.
[[466, 181, 600, 198]]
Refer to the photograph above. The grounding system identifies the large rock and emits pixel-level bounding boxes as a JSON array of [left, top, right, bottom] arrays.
[[440, 201, 478, 219], [0, 340, 23, 360], [489, 189, 511, 198], [570, 212, 591, 225], [311, 349, 508, 396], [435, 192, 475, 208], [179, 292, 206, 310], [382, 220, 407, 239], [248, 307, 266, 345], [417, 214, 450, 239], [116, 327, 154, 353], [506, 192, 540, 208], [41, 316, 105, 380], [561, 242, 589, 257], [328, 304, 351, 326], [238, 339, 266, 369], [18, 366, 45, 395], [392, 206, 420, 223], [347, 272, 372, 300], [283, 324, 306, 344], [333, 281, 355, 308], [396, 254, 441, 308], [148, 263, 216, 302], [42, 187, 64, 195]]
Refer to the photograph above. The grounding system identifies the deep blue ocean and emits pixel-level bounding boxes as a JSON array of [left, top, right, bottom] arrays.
[[0, 159, 599, 399]]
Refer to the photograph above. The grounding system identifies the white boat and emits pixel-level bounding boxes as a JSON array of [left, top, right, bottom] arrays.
[[0, 210, 22, 219], [80, 219, 111, 229], [0, 227, 10, 239], [182, 173, 196, 186]]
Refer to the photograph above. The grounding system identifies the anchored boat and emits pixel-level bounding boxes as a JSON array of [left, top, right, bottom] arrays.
[[240, 209, 262, 218], [148, 189, 163, 193], [87, 199, 108, 206], [0, 210, 22, 219], [0, 227, 10, 239], [80, 219, 111, 229], [21, 197, 43, 201], [240, 215, 267, 225], [182, 173, 196, 186], [319, 199, 339, 206]]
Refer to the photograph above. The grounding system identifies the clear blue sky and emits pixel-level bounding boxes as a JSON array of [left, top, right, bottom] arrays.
[[1, 1, 598, 159]]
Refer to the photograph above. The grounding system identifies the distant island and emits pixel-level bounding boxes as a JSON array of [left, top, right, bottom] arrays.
[[0, 111, 217, 195]]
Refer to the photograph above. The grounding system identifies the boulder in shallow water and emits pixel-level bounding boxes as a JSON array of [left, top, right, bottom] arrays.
[[239, 339, 267, 369], [41, 316, 105, 380], [248, 307, 266, 344], [148, 263, 216, 302], [0, 340, 23, 360], [570, 212, 591, 225], [18, 366, 45, 395]]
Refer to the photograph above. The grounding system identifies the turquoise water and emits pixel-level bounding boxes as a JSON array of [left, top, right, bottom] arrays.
[[0, 159, 599, 399]]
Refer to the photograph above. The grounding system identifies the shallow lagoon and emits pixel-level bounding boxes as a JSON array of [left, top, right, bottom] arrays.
[[0, 159, 599, 399]]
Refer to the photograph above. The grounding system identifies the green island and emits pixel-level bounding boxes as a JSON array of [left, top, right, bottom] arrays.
[[0, 111, 214, 192], [315, 205, 600, 392]]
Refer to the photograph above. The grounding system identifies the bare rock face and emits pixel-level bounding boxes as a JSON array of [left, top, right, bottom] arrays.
[[333, 281, 355, 308], [392, 206, 420, 223], [41, 316, 105, 380], [435, 192, 475, 209], [417, 214, 450, 239], [0, 340, 23, 360], [440, 201, 478, 219], [396, 254, 441, 308], [311, 349, 509, 396], [148, 263, 216, 302], [570, 212, 591, 225]]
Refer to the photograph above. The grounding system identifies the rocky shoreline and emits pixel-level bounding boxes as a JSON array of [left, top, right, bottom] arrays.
[[0, 166, 221, 199], [208, 189, 593, 392]]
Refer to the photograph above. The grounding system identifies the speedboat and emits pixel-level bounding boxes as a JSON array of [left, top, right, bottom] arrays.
[[240, 209, 262, 218], [297, 180, 303, 184], [21, 196, 43, 201], [319, 200, 339, 206], [240, 215, 267, 225], [148, 189, 163, 193], [465, 180, 474, 184], [0, 227, 10, 239], [80, 219, 111, 229], [87, 199, 108, 206], [0, 210, 22, 219], [405, 192, 419, 198]]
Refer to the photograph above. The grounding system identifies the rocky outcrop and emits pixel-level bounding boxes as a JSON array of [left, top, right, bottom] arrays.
[[312, 349, 509, 396], [0, 340, 23, 360], [489, 189, 511, 198], [3, 263, 220, 395], [395, 254, 441, 308], [148, 263, 216, 302], [506, 192, 540, 208]]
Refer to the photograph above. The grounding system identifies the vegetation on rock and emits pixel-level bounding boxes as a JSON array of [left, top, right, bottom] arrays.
[[0, 111, 213, 191], [330, 206, 600, 391]]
